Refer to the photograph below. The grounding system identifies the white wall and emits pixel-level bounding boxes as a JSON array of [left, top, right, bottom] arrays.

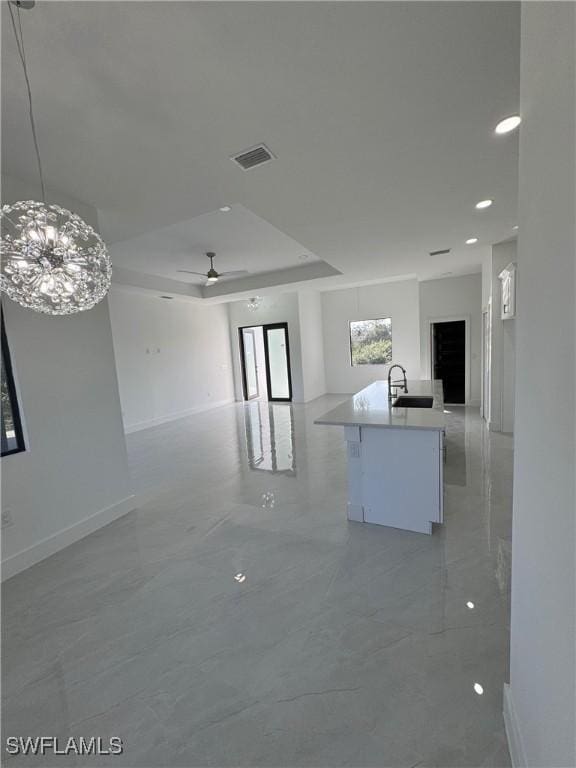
[[482, 250, 493, 310], [1, 178, 134, 579], [418, 273, 482, 405], [505, 4, 575, 767], [108, 288, 235, 432], [298, 290, 327, 402], [322, 279, 421, 393], [228, 292, 305, 402]]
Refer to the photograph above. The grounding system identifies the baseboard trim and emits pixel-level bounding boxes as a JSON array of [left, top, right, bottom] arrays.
[[124, 399, 235, 434], [503, 683, 527, 767], [303, 392, 328, 404], [1, 495, 137, 582]]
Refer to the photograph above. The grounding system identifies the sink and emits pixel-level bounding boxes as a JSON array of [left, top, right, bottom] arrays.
[[393, 395, 434, 408]]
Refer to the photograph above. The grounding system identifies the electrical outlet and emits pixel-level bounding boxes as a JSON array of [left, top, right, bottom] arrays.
[[2, 509, 14, 529]]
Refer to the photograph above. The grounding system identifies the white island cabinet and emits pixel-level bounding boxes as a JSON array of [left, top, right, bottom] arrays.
[[315, 380, 445, 535]]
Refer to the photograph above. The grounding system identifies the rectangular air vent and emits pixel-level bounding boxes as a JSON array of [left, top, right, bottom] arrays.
[[429, 248, 451, 256], [231, 144, 275, 170]]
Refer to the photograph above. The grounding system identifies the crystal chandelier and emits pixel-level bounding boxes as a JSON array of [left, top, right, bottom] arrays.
[[1, 1, 111, 316], [247, 296, 263, 312], [1, 201, 111, 315]]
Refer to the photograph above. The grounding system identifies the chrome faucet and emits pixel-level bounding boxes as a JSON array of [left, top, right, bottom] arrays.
[[388, 364, 408, 403]]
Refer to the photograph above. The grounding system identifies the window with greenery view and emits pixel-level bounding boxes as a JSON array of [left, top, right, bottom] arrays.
[[1, 319, 25, 457], [349, 318, 392, 366]]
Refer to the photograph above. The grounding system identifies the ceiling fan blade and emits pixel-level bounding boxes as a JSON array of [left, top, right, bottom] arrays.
[[219, 270, 249, 278], [177, 270, 207, 276]]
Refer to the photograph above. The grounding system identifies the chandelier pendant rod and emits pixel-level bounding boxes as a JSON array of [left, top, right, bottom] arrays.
[[8, 0, 46, 202]]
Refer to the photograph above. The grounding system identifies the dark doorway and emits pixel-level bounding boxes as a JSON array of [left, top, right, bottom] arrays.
[[432, 320, 466, 404], [239, 322, 293, 403]]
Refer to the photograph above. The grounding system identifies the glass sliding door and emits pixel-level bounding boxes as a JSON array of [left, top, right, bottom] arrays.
[[263, 323, 292, 402], [240, 328, 259, 400]]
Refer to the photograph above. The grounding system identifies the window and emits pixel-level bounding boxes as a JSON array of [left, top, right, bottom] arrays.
[[349, 317, 392, 366], [1, 318, 25, 457]]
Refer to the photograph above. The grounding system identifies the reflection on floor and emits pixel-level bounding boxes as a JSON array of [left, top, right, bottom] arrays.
[[443, 407, 468, 487], [2, 398, 513, 767], [241, 401, 296, 475]]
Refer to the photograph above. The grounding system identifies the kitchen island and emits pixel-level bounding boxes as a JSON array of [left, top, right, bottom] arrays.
[[315, 380, 445, 534]]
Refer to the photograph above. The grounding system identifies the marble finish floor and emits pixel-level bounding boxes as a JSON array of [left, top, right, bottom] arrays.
[[2, 397, 513, 767]]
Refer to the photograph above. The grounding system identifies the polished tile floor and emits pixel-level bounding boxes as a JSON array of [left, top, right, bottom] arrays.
[[2, 397, 513, 767]]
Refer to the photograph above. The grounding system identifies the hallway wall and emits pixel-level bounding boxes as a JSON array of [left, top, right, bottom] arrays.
[[418, 273, 482, 405], [298, 290, 327, 402]]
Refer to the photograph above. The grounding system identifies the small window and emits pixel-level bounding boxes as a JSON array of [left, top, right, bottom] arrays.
[[350, 317, 392, 366], [1, 318, 25, 457]]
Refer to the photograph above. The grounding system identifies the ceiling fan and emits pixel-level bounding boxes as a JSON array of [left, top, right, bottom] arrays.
[[177, 252, 248, 286]]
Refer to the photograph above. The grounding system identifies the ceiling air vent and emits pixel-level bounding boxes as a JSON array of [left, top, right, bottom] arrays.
[[231, 144, 275, 171], [429, 248, 451, 257]]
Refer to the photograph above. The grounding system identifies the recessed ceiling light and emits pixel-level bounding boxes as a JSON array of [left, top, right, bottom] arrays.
[[495, 115, 521, 135], [219, 206, 232, 212], [466, 238, 478, 245], [299, 254, 310, 261], [475, 199, 493, 210], [473, 683, 484, 695], [512, 225, 519, 231], [466, 601, 475, 609]]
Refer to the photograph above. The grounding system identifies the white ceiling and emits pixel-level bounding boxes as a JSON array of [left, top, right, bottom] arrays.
[[1, 2, 520, 297]]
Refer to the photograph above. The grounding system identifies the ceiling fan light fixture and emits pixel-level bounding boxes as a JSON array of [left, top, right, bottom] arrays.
[[177, 251, 248, 284]]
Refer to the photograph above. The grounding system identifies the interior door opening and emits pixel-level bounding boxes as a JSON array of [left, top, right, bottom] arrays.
[[239, 323, 292, 403], [431, 320, 466, 405]]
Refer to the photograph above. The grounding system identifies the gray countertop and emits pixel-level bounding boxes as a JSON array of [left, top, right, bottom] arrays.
[[315, 380, 445, 431]]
